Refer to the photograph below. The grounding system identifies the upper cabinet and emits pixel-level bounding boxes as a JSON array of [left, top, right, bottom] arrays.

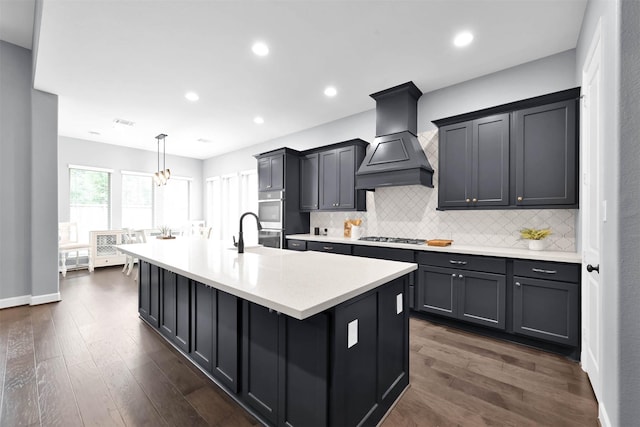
[[433, 88, 580, 210], [513, 100, 577, 206], [300, 153, 319, 210], [300, 139, 368, 212], [439, 114, 509, 208], [257, 153, 284, 191]]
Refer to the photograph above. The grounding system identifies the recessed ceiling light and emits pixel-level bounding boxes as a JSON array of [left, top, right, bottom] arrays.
[[252, 42, 269, 57], [253, 116, 265, 125], [453, 31, 474, 47], [324, 86, 338, 97], [185, 92, 199, 102]]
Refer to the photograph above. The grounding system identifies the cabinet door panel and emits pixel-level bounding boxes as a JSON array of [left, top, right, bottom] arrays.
[[473, 114, 509, 206], [139, 261, 150, 318], [513, 276, 578, 345], [458, 271, 506, 330], [377, 278, 408, 401], [190, 282, 213, 372], [270, 154, 284, 190], [160, 270, 176, 338], [332, 293, 378, 427], [214, 291, 239, 392], [280, 314, 328, 427], [337, 146, 356, 209], [258, 157, 271, 191], [149, 264, 161, 328], [514, 100, 577, 206], [416, 266, 457, 318], [243, 302, 279, 425], [438, 122, 473, 208], [175, 275, 190, 352], [300, 153, 319, 210], [319, 150, 338, 209]]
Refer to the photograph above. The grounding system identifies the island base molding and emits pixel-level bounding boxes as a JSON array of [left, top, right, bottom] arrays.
[[138, 260, 410, 427]]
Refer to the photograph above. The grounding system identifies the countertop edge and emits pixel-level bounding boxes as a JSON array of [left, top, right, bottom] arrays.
[[118, 245, 417, 320], [286, 234, 582, 264]]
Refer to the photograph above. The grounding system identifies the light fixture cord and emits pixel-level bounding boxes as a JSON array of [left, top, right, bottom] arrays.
[[157, 136, 160, 175], [163, 135, 166, 173]]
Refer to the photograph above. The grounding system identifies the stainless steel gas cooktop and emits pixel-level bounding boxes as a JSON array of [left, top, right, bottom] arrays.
[[358, 236, 426, 245]]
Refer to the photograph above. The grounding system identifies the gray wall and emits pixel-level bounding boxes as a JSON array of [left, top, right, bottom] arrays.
[[0, 40, 59, 302], [618, 0, 639, 424], [0, 41, 32, 300], [58, 136, 204, 227], [575, 0, 621, 425], [204, 50, 576, 179]]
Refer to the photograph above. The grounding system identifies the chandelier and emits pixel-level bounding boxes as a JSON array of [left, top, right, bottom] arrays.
[[154, 133, 171, 186]]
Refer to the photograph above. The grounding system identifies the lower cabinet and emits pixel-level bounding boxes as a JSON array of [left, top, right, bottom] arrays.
[[138, 261, 160, 328], [513, 276, 579, 346], [190, 282, 240, 392], [307, 241, 352, 255], [159, 270, 191, 352], [416, 261, 506, 330]]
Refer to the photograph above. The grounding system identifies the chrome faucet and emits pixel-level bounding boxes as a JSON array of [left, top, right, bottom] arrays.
[[235, 212, 262, 253]]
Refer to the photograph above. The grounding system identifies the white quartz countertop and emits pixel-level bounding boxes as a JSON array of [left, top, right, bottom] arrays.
[[286, 234, 582, 264], [118, 239, 416, 320]]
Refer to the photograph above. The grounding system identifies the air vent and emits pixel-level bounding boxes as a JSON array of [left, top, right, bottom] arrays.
[[88, 130, 101, 136], [112, 118, 135, 128], [197, 138, 214, 143]]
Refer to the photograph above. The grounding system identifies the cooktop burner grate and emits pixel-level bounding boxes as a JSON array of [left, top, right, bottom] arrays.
[[359, 236, 426, 245]]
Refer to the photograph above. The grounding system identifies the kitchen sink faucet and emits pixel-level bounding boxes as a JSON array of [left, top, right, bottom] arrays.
[[235, 212, 262, 253]]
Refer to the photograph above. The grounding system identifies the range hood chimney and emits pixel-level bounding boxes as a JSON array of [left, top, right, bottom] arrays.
[[355, 81, 434, 190]]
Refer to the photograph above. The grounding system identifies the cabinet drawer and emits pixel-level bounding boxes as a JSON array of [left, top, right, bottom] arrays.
[[416, 252, 505, 274], [514, 260, 580, 283], [307, 241, 352, 255], [352, 245, 415, 262], [286, 240, 307, 251]]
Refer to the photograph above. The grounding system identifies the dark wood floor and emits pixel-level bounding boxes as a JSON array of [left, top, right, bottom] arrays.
[[0, 267, 598, 427]]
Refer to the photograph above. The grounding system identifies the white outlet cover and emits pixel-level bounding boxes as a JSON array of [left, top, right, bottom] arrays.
[[396, 293, 403, 314], [348, 319, 358, 348]]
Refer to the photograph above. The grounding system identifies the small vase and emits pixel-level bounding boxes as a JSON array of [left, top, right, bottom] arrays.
[[528, 240, 545, 251]]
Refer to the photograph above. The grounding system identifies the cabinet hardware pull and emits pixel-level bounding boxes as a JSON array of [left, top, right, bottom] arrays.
[[292, 243, 299, 247], [517, 196, 523, 202], [472, 198, 477, 202], [449, 260, 468, 265], [323, 246, 333, 250], [531, 268, 557, 274], [451, 273, 457, 277], [515, 282, 521, 287], [458, 274, 464, 279], [466, 198, 471, 203]]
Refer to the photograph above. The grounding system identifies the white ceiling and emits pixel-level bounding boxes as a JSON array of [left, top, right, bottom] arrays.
[[0, 0, 35, 49], [10, 1, 588, 159]]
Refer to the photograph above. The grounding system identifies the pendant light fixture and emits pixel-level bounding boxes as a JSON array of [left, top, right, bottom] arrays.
[[153, 133, 171, 186]]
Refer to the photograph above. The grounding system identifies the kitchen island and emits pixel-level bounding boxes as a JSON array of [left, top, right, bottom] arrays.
[[118, 239, 416, 427]]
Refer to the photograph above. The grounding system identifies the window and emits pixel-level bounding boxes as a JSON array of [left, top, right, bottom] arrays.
[[207, 170, 257, 244], [69, 166, 111, 243], [154, 177, 191, 229], [122, 172, 153, 229]]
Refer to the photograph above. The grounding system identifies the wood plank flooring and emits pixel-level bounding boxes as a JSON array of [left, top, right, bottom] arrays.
[[0, 267, 598, 426]]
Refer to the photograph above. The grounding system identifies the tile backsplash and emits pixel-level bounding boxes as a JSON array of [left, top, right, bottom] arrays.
[[310, 130, 577, 252]]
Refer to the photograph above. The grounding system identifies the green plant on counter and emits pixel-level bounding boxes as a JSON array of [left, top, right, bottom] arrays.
[[159, 225, 171, 237], [519, 227, 552, 240]]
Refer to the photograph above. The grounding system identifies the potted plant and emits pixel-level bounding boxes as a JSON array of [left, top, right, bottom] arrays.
[[159, 225, 171, 239], [520, 227, 552, 251]]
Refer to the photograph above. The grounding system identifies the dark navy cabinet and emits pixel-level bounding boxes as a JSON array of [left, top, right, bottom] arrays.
[[307, 241, 352, 255], [416, 253, 506, 330], [159, 269, 190, 352], [513, 99, 577, 206], [438, 114, 509, 209], [300, 153, 319, 210], [258, 153, 284, 191], [434, 88, 579, 210], [512, 259, 580, 346], [190, 281, 214, 372], [138, 260, 160, 328]]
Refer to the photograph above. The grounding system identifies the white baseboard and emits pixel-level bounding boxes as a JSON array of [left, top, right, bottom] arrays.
[[0, 295, 31, 309], [0, 293, 62, 309], [599, 402, 612, 427], [31, 292, 61, 305]]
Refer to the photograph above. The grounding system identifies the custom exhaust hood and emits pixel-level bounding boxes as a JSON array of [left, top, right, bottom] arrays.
[[355, 81, 434, 190]]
